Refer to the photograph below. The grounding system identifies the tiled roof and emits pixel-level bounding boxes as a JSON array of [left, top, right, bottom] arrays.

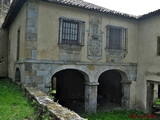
[[2, 0, 160, 28], [138, 9, 160, 20], [43, 0, 137, 19]]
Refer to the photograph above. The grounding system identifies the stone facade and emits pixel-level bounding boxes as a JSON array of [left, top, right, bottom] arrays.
[[2, 0, 160, 114], [14, 59, 137, 112]]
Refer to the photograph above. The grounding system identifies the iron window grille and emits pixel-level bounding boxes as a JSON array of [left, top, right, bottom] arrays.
[[59, 18, 85, 46], [106, 25, 128, 50]]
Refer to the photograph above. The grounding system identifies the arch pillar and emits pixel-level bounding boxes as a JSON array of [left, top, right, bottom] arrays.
[[85, 82, 99, 113], [121, 80, 132, 109]]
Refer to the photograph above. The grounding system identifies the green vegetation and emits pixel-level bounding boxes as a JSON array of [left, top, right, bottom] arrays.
[[1, 78, 158, 120], [82, 110, 158, 120], [0, 78, 36, 120], [155, 98, 160, 105]]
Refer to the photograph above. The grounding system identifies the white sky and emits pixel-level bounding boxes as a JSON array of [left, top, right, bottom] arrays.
[[84, 0, 160, 16]]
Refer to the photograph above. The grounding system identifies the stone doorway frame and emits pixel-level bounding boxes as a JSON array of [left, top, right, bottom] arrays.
[[147, 80, 160, 114]]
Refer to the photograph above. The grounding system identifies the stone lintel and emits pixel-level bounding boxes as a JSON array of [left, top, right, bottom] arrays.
[[85, 82, 99, 86], [121, 80, 132, 84]]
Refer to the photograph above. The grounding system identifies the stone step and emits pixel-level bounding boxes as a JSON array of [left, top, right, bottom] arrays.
[[154, 111, 160, 115]]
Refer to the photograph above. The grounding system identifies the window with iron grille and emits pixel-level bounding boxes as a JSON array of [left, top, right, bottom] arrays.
[[59, 18, 85, 46], [106, 25, 128, 50]]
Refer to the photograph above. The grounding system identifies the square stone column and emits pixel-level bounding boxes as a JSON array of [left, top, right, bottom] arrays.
[[85, 82, 99, 113], [153, 84, 158, 103], [121, 80, 132, 110]]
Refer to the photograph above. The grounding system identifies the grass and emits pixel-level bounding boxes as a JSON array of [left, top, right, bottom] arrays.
[[82, 109, 158, 120], [0, 78, 158, 120], [0, 78, 36, 120]]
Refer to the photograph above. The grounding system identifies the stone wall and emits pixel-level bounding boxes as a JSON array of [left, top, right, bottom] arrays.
[[14, 60, 137, 112], [0, 28, 8, 77], [24, 84, 84, 120]]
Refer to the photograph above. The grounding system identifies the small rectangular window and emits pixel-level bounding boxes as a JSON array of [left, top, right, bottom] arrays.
[[106, 25, 128, 50], [59, 18, 85, 46], [157, 37, 160, 56], [17, 28, 20, 61]]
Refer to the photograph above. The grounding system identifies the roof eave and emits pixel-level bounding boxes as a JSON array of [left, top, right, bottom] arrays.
[[2, 0, 27, 28]]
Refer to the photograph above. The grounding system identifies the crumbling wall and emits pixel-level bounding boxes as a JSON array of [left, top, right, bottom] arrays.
[[24, 84, 84, 120]]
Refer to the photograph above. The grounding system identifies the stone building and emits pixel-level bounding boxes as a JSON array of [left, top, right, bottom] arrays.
[[0, 0, 11, 77], [1, 0, 160, 114]]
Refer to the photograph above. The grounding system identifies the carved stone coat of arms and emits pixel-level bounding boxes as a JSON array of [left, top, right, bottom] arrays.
[[87, 17, 103, 62]]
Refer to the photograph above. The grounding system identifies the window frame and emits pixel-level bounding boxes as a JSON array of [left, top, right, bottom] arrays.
[[59, 17, 85, 46], [106, 25, 128, 50], [157, 36, 160, 56], [17, 27, 20, 61]]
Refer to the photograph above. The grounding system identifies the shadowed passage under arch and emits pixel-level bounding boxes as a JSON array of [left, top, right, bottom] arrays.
[[97, 70, 123, 110], [50, 69, 86, 113]]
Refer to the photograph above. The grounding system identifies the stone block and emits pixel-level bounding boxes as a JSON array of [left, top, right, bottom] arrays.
[[26, 41, 37, 49], [30, 76, 43, 84], [27, 19, 37, 27], [25, 76, 31, 84], [32, 50, 37, 59], [25, 70, 36, 76], [59, 50, 81, 61], [45, 64, 52, 71], [28, 12, 38, 19], [40, 64, 46, 70], [26, 32, 37, 41], [27, 26, 37, 33], [26, 49, 32, 59], [36, 71, 48, 76], [27, 3, 38, 14], [25, 63, 32, 71], [32, 64, 40, 70]]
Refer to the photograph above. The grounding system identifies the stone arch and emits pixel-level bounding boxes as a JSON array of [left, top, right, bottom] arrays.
[[96, 67, 129, 82], [15, 67, 21, 83], [48, 66, 89, 113], [97, 68, 131, 110], [45, 65, 90, 87]]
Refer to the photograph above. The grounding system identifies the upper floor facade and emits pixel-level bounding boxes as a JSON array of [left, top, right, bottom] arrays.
[[2, 0, 160, 79], [3, 0, 139, 75]]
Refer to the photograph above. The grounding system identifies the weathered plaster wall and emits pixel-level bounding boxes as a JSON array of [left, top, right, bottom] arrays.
[[7, 0, 138, 112], [137, 15, 160, 112], [8, 3, 27, 78], [37, 1, 138, 63]]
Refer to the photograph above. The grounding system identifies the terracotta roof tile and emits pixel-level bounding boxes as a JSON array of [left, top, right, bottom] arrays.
[[3, 0, 160, 28], [44, 0, 137, 19]]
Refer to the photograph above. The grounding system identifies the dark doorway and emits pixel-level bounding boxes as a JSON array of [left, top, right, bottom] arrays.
[[158, 85, 160, 98], [147, 82, 154, 114], [51, 69, 85, 113], [15, 68, 21, 82], [15, 68, 21, 87], [97, 70, 123, 110]]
